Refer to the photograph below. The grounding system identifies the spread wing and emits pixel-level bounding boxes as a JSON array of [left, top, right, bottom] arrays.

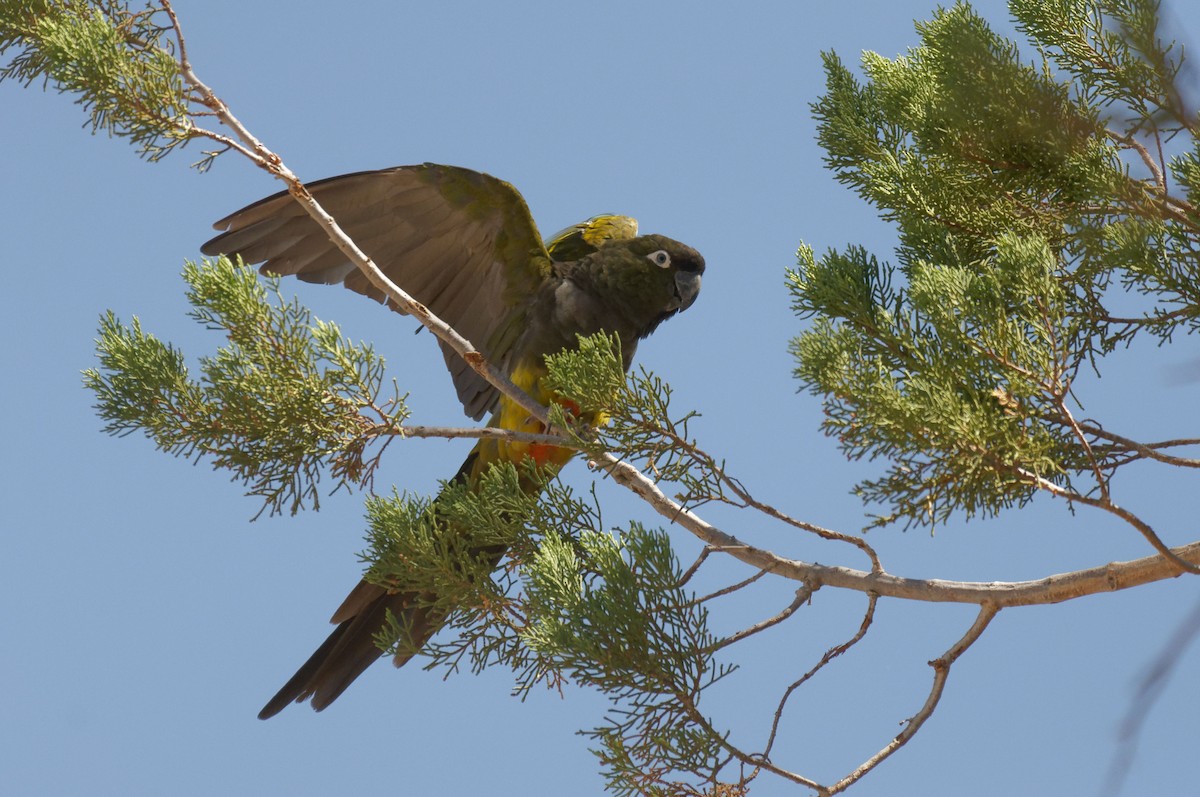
[[201, 163, 553, 420]]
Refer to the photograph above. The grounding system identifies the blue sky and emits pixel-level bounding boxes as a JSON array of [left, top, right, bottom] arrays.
[[3, 1, 1199, 794]]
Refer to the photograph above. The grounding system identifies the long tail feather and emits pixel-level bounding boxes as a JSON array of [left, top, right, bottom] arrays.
[[257, 448, 483, 719]]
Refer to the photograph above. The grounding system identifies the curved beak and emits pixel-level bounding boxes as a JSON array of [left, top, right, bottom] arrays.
[[672, 271, 702, 312]]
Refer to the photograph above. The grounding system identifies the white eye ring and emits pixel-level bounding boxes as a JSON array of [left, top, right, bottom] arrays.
[[647, 250, 671, 268]]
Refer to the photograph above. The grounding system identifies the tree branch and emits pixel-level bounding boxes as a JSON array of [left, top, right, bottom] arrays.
[[1080, 424, 1200, 469], [826, 604, 998, 794], [599, 452, 1200, 604], [759, 593, 878, 766], [618, 417, 882, 571], [1016, 468, 1200, 574], [691, 568, 770, 607], [160, 1, 554, 431], [708, 583, 814, 653], [386, 424, 573, 449]]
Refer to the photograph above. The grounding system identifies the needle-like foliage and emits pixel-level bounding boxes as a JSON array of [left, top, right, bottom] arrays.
[[791, 0, 1200, 529], [84, 257, 407, 516], [1, 0, 195, 161]]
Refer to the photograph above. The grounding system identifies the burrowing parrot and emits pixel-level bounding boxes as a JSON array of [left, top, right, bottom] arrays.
[[200, 163, 704, 718]]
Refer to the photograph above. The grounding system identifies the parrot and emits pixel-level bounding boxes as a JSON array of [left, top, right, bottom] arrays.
[[200, 163, 704, 718]]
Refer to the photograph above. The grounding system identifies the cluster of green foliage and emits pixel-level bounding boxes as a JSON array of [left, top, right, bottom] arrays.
[[0, 0, 196, 161], [362, 464, 733, 796], [790, 0, 1200, 529], [84, 257, 407, 516], [85, 257, 732, 794], [543, 333, 731, 515]]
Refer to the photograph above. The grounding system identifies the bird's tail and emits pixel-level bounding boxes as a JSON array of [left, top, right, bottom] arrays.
[[257, 446, 488, 720]]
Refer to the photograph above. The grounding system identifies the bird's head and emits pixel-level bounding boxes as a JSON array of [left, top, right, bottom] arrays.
[[614, 234, 705, 326]]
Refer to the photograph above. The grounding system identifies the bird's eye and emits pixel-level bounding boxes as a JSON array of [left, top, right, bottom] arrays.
[[647, 250, 671, 268]]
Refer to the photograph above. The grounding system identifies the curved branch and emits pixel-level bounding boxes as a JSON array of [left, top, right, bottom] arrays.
[[709, 583, 815, 653], [675, 691, 824, 793], [630, 415, 882, 571], [677, 545, 714, 588], [599, 450, 1200, 605], [827, 604, 998, 793], [1081, 425, 1200, 469], [760, 592, 877, 764], [1017, 468, 1200, 575], [691, 568, 770, 606], [1110, 129, 1166, 191]]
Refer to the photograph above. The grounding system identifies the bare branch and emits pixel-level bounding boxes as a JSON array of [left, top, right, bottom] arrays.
[[1080, 424, 1200, 469], [827, 604, 998, 794], [159, 3, 265, 166], [691, 569, 770, 607], [386, 424, 572, 449], [1110, 129, 1166, 191], [760, 593, 878, 764], [719, 471, 881, 573], [1016, 468, 1200, 575], [675, 690, 824, 793], [678, 545, 715, 588], [600, 448, 1200, 604], [709, 583, 815, 653], [620, 420, 882, 571], [1057, 394, 1110, 501]]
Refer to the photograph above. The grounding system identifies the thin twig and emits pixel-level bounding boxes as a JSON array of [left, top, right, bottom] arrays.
[[1112, 129, 1166, 191], [1016, 468, 1200, 575], [709, 583, 815, 653], [678, 546, 714, 588], [760, 593, 878, 764], [617, 421, 882, 572], [1077, 424, 1200, 469], [826, 604, 998, 794], [691, 569, 770, 606], [1058, 394, 1110, 501], [674, 691, 824, 793], [160, 4, 265, 166]]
